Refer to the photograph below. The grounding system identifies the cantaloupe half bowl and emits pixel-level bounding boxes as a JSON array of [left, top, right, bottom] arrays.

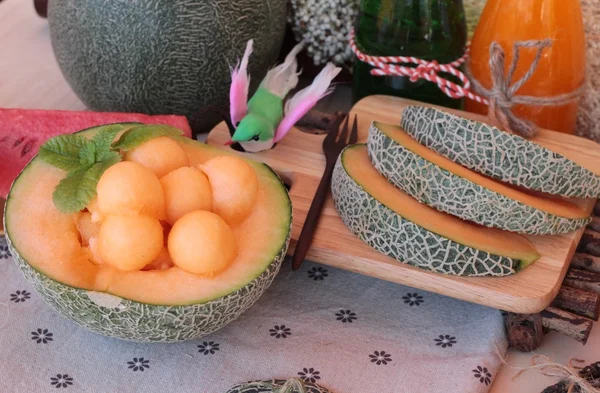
[[4, 127, 292, 342]]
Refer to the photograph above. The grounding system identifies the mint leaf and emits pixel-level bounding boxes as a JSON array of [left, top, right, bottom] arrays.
[[92, 124, 134, 161], [52, 155, 121, 213], [52, 165, 93, 213], [98, 150, 121, 163], [79, 142, 97, 166], [39, 134, 88, 172], [112, 124, 183, 151]]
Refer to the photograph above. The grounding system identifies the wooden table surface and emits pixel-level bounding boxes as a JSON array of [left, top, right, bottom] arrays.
[[0, 0, 597, 391]]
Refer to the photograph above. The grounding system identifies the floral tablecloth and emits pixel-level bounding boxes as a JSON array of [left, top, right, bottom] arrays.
[[0, 237, 506, 393]]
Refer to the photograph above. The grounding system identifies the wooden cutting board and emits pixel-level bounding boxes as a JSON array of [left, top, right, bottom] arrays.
[[207, 95, 600, 314]]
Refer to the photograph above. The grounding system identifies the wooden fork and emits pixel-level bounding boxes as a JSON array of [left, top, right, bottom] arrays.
[[291, 114, 359, 270]]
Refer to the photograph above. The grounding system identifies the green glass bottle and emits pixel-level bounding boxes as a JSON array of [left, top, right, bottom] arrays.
[[352, 0, 467, 109]]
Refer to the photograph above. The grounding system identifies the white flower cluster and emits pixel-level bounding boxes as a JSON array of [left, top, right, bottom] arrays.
[[288, 0, 360, 68]]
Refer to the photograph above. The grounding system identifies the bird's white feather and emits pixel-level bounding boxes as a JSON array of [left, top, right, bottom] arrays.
[[260, 42, 304, 98]]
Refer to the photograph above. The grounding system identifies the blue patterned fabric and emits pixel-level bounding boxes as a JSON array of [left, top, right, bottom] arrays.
[[0, 237, 506, 393]]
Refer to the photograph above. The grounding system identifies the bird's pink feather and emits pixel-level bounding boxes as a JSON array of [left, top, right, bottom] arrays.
[[274, 63, 341, 143], [274, 99, 319, 143], [229, 40, 253, 126]]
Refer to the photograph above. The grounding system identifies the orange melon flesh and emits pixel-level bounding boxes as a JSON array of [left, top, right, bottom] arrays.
[[376, 123, 588, 219], [5, 163, 100, 289], [5, 138, 290, 306], [76, 212, 100, 246], [345, 145, 540, 262]]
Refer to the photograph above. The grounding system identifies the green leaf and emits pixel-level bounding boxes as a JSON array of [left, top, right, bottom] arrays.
[[52, 155, 121, 213], [92, 124, 133, 161], [52, 166, 93, 213], [78, 142, 97, 166], [97, 150, 121, 163], [112, 124, 184, 151], [38, 134, 89, 172]]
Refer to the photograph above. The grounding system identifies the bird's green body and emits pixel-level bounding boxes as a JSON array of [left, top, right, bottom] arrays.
[[232, 88, 283, 143], [227, 39, 340, 152]]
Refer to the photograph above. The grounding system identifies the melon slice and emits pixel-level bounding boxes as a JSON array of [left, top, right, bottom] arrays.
[[368, 122, 591, 235], [400, 105, 600, 198], [4, 129, 291, 342], [331, 144, 540, 276]]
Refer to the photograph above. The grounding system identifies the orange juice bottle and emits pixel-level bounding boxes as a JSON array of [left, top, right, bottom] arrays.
[[464, 0, 585, 134]]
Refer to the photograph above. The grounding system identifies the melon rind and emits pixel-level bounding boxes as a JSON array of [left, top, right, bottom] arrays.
[[331, 146, 522, 277], [368, 123, 591, 235], [6, 231, 288, 343], [401, 105, 600, 198], [226, 379, 331, 393]]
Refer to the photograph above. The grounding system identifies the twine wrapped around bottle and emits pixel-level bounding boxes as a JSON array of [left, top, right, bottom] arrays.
[[468, 40, 586, 138]]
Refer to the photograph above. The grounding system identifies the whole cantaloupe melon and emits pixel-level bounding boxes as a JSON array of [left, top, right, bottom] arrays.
[[47, 1, 287, 129]]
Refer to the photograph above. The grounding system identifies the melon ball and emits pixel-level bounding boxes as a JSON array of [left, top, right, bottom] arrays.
[[168, 210, 237, 276], [201, 156, 259, 225], [98, 215, 164, 271], [160, 166, 212, 225], [97, 161, 166, 219], [124, 136, 189, 178]]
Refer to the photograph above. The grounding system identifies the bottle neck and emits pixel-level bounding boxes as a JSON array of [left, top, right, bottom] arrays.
[[356, 0, 467, 61]]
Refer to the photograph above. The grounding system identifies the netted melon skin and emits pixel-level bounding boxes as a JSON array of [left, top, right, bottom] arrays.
[[401, 106, 600, 198], [226, 379, 331, 393], [331, 150, 520, 277], [368, 124, 591, 235], [6, 233, 290, 343]]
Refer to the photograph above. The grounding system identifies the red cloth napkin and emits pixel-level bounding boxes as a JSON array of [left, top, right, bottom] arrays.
[[0, 108, 192, 199]]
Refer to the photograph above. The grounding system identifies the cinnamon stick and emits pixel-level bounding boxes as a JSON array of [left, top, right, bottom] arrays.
[[571, 253, 600, 274], [540, 307, 593, 344], [507, 324, 542, 352], [564, 268, 600, 295], [588, 216, 600, 232], [542, 381, 570, 393], [579, 229, 600, 256], [505, 313, 543, 352], [580, 361, 600, 380], [541, 361, 600, 393], [551, 285, 600, 320], [581, 229, 600, 244]]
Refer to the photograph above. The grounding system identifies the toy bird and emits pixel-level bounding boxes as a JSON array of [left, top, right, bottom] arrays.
[[227, 39, 342, 152]]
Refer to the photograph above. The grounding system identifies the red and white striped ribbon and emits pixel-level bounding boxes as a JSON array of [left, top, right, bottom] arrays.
[[349, 30, 489, 105]]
